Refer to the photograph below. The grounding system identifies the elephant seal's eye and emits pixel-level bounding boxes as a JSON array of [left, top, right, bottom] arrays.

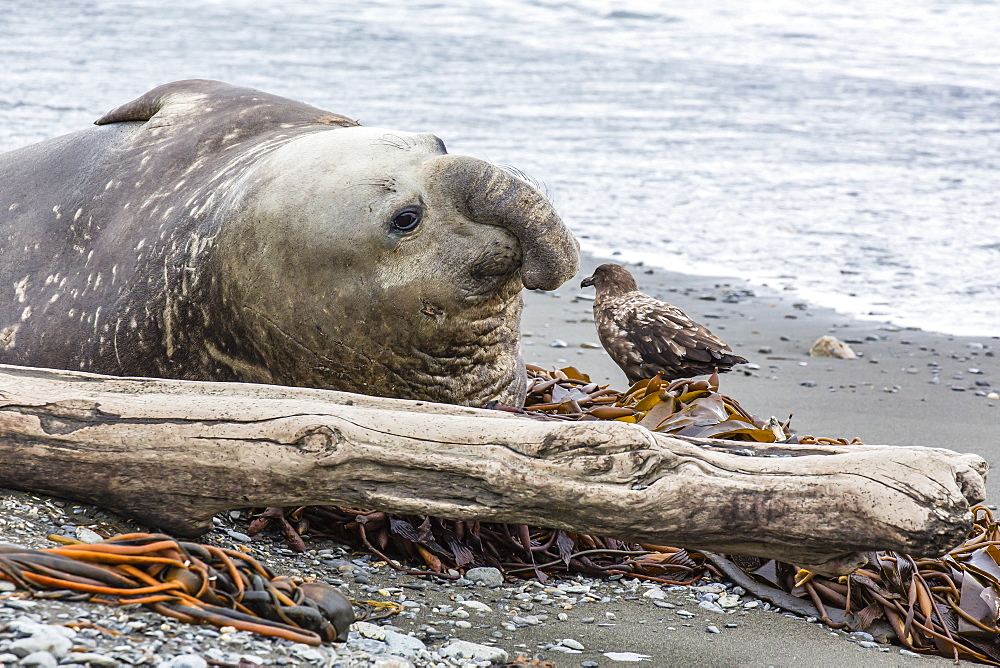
[[391, 207, 422, 233]]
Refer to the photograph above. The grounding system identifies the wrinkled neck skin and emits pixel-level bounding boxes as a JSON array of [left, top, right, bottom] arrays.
[[327, 285, 527, 407], [207, 272, 527, 407]]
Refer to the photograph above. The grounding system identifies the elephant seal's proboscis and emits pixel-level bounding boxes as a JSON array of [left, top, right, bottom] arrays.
[[0, 80, 579, 406]]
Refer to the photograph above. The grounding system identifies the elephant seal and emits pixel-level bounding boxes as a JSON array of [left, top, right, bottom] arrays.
[[0, 80, 578, 406]]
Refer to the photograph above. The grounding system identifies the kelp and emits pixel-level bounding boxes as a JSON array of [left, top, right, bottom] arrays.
[[0, 533, 361, 645], [513, 364, 861, 445], [709, 506, 1000, 664], [519, 364, 785, 442], [252, 505, 708, 586], [249, 365, 997, 663]]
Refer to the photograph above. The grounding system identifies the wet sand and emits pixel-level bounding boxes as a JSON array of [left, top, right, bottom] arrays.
[[512, 251, 999, 666]]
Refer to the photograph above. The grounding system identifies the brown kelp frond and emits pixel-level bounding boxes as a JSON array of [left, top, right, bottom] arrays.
[[708, 506, 1000, 665], [248, 507, 710, 587], [513, 365, 860, 443]]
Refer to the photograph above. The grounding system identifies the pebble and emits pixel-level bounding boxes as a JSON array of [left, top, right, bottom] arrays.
[[706, 626, 720, 634], [459, 600, 492, 613], [560, 638, 585, 650], [512, 615, 541, 626], [19, 651, 58, 668], [464, 567, 504, 587], [10, 633, 73, 659], [642, 587, 666, 600], [857, 640, 880, 649], [676, 609, 696, 618], [74, 526, 104, 544], [698, 600, 726, 614], [652, 600, 675, 609], [550, 339, 568, 348], [439, 640, 508, 663], [354, 621, 387, 640], [603, 652, 653, 662], [717, 595, 741, 608], [809, 335, 857, 359], [691, 583, 727, 594], [549, 644, 583, 654], [223, 529, 252, 542], [561, 584, 592, 594], [386, 631, 427, 658]]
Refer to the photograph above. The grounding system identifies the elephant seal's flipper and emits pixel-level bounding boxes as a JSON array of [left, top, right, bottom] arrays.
[[94, 79, 358, 129]]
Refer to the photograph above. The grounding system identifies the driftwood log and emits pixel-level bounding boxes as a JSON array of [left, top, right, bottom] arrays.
[[0, 363, 987, 575]]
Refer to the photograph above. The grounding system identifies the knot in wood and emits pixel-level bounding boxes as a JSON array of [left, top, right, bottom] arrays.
[[293, 425, 344, 453]]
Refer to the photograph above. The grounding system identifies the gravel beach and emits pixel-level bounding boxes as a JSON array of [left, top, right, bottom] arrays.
[[1, 252, 996, 667]]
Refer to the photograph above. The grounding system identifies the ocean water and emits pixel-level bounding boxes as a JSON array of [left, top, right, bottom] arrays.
[[1, 0, 997, 336]]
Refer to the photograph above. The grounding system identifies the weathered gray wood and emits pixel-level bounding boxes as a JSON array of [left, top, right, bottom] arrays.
[[0, 363, 987, 575]]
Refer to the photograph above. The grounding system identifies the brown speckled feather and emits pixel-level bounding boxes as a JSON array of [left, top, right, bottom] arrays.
[[582, 263, 747, 384]]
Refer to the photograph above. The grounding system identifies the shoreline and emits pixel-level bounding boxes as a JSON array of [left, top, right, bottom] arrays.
[[574, 242, 1000, 342]]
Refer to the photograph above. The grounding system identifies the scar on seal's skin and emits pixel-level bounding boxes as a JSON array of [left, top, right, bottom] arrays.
[[0, 324, 19, 351]]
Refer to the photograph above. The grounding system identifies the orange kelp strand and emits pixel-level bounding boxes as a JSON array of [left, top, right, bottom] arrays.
[[0, 533, 357, 645]]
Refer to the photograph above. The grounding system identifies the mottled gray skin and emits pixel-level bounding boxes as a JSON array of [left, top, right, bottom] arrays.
[[0, 80, 579, 406]]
